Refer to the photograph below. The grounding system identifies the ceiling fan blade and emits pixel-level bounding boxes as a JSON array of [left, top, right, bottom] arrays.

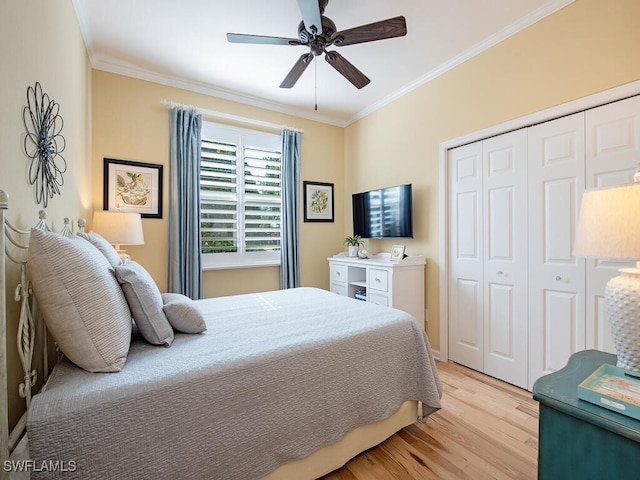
[[280, 53, 314, 88], [331, 16, 407, 46], [297, 0, 322, 36], [324, 51, 370, 89], [227, 33, 302, 46]]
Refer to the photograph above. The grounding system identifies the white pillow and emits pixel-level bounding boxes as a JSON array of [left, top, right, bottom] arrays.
[[77, 230, 122, 267], [114, 260, 174, 346], [28, 229, 132, 372], [162, 293, 207, 334]]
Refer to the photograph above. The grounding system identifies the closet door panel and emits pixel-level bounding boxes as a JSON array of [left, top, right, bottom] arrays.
[[487, 187, 514, 260], [483, 129, 528, 389], [585, 95, 640, 353], [487, 283, 515, 356], [528, 113, 585, 390], [543, 291, 580, 366], [448, 142, 484, 370]]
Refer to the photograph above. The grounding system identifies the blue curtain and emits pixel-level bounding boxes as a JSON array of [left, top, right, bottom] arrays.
[[168, 107, 203, 299], [280, 129, 301, 289]]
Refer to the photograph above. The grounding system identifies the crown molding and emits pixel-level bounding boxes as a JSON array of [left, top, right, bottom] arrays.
[[73, 0, 575, 129], [346, 0, 576, 125], [91, 58, 347, 127], [72, 0, 95, 58]]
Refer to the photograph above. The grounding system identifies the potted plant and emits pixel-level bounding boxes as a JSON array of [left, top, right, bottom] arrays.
[[344, 235, 364, 257]]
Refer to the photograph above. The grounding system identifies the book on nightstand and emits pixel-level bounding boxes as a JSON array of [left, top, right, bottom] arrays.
[[578, 363, 640, 420]]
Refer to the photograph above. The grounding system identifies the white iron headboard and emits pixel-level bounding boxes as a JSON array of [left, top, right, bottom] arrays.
[[1, 189, 9, 480], [0, 189, 83, 478]]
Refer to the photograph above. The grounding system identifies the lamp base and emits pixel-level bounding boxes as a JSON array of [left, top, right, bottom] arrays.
[[606, 268, 640, 371], [114, 244, 130, 261]]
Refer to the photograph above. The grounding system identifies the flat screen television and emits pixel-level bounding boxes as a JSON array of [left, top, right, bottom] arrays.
[[352, 184, 413, 238]]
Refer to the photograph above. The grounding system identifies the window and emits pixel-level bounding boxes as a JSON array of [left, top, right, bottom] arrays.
[[200, 122, 282, 269]]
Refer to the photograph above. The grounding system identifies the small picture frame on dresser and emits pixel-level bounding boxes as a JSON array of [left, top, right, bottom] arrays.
[[390, 245, 405, 261]]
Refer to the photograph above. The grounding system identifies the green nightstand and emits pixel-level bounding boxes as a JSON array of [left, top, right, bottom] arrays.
[[533, 350, 640, 479]]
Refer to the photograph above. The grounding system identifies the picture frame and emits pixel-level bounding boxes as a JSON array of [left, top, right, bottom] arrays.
[[303, 181, 334, 222], [390, 244, 406, 261], [103, 158, 163, 219]]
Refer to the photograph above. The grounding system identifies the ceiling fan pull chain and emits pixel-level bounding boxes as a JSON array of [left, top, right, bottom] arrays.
[[314, 59, 318, 111]]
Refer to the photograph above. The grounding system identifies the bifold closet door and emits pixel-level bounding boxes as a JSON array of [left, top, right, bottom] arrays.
[[482, 129, 528, 389], [448, 130, 528, 388], [585, 95, 640, 353], [448, 142, 484, 372], [447, 93, 640, 389], [528, 112, 586, 390]]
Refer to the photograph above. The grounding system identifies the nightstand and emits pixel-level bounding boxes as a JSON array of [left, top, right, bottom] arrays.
[[533, 350, 640, 479]]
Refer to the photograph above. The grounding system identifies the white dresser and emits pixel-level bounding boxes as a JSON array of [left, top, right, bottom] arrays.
[[328, 252, 426, 323]]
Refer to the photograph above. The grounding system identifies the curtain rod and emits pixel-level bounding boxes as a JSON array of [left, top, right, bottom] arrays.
[[160, 99, 304, 134]]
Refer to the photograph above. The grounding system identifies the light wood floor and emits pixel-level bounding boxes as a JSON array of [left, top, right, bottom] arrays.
[[321, 360, 539, 480]]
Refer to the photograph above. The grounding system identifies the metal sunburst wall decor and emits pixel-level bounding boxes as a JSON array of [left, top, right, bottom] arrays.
[[22, 82, 67, 207]]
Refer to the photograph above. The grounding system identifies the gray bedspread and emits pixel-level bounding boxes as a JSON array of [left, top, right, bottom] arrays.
[[27, 287, 442, 479]]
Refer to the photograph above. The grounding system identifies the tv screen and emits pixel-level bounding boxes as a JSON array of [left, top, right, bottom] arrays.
[[352, 184, 413, 238]]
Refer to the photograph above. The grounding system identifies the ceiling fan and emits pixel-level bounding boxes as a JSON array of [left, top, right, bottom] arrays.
[[227, 0, 407, 90]]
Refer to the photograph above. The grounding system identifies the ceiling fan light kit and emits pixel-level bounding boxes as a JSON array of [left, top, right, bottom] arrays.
[[227, 0, 407, 90]]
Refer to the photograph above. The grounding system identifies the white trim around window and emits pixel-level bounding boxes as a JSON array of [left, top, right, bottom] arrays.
[[200, 122, 282, 270]]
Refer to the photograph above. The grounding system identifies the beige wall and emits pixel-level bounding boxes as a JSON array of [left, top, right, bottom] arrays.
[[344, 0, 640, 351], [91, 72, 344, 297], [0, 0, 92, 431], [3, 0, 639, 436]]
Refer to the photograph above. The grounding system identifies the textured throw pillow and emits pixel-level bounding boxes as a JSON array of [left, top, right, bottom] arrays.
[[28, 229, 132, 373], [162, 293, 207, 334], [77, 230, 122, 267], [114, 261, 174, 346]]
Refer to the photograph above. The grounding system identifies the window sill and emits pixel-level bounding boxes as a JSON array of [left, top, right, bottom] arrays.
[[202, 260, 280, 271]]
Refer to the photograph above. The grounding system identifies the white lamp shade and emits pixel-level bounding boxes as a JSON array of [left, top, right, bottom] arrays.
[[92, 211, 144, 246], [574, 183, 640, 260]]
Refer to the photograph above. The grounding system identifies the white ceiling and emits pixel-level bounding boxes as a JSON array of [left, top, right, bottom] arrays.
[[72, 0, 573, 126]]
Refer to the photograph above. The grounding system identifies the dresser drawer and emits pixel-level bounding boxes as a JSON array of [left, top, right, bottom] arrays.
[[368, 268, 389, 292], [330, 263, 347, 284], [327, 254, 425, 324], [330, 282, 347, 296], [368, 292, 389, 307]]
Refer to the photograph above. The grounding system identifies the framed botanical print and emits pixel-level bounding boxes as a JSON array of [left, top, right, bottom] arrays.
[[303, 181, 334, 222], [103, 158, 163, 218]]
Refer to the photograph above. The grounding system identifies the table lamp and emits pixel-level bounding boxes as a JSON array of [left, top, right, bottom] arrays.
[[92, 210, 144, 260], [573, 182, 640, 371]]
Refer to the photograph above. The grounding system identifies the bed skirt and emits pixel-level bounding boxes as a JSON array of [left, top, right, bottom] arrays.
[[262, 400, 418, 479]]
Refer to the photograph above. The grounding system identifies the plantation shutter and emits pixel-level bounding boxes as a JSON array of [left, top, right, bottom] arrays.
[[199, 122, 282, 268], [200, 139, 238, 254], [243, 146, 281, 252]]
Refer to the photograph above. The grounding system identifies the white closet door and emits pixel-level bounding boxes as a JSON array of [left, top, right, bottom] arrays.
[[527, 113, 586, 390], [585, 95, 640, 353], [448, 142, 484, 371], [482, 129, 528, 389]]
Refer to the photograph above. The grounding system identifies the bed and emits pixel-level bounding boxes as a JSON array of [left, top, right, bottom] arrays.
[[0, 190, 442, 480]]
